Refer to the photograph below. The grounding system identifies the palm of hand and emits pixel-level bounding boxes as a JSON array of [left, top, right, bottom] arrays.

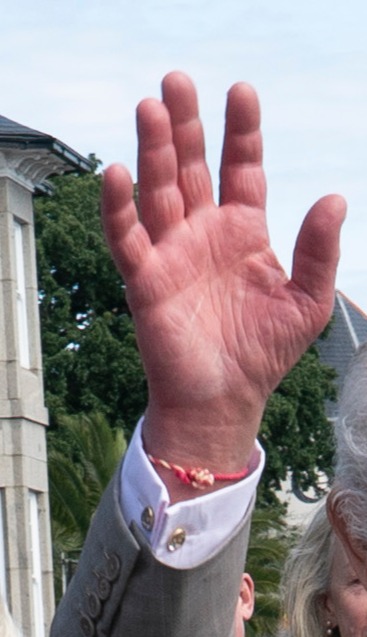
[[120, 198, 331, 413], [103, 72, 345, 423]]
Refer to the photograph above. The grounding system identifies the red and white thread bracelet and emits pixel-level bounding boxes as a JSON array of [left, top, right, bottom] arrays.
[[147, 454, 249, 489]]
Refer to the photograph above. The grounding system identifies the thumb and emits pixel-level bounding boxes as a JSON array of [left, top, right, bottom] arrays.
[[291, 194, 346, 312]]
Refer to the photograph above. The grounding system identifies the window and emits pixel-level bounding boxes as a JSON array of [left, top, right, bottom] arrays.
[[29, 491, 44, 637], [14, 220, 30, 368]]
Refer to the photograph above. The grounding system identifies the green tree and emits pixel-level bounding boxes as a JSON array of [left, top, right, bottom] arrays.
[[245, 506, 294, 637], [258, 343, 336, 507], [48, 411, 126, 601], [34, 163, 147, 436]]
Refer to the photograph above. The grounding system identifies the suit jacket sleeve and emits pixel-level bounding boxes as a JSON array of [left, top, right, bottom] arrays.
[[50, 461, 254, 637]]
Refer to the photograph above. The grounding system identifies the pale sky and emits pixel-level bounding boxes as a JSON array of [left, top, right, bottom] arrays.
[[1, 0, 367, 311]]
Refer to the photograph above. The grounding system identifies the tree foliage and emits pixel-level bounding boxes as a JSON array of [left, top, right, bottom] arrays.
[[258, 342, 336, 507], [246, 505, 295, 637], [34, 163, 147, 436], [48, 411, 126, 601]]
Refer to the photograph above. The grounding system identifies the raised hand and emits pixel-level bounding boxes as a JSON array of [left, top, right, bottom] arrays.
[[102, 72, 345, 480]]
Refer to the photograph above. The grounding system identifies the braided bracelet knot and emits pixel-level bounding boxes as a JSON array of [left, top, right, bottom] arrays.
[[148, 454, 248, 489]]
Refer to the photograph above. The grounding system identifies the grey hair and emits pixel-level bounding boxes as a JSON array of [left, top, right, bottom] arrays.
[[331, 342, 367, 544], [280, 501, 335, 637], [0, 597, 22, 637]]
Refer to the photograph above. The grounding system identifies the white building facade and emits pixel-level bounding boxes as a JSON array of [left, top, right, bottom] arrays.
[[0, 115, 91, 636]]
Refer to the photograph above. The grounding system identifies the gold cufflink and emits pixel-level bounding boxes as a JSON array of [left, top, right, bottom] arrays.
[[167, 528, 186, 552], [141, 506, 155, 531]]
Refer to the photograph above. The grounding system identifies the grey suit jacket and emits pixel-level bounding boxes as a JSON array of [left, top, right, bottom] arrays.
[[50, 462, 253, 637]]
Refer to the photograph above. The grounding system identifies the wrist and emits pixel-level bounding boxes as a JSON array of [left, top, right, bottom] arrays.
[[142, 397, 265, 477]]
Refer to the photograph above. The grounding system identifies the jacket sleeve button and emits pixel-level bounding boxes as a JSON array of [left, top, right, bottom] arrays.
[[87, 591, 102, 620], [97, 576, 111, 601], [80, 614, 95, 636], [105, 552, 121, 582]]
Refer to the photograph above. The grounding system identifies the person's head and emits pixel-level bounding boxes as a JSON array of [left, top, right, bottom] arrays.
[[234, 572, 255, 637], [327, 343, 367, 589], [324, 531, 367, 637], [280, 499, 367, 637]]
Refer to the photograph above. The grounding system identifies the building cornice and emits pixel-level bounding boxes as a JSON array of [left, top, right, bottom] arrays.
[[0, 146, 92, 193]]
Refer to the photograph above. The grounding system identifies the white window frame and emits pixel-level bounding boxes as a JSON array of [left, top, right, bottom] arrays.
[[0, 489, 7, 602], [14, 220, 30, 369], [29, 491, 44, 637]]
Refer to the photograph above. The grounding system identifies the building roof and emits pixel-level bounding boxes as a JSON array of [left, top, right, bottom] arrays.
[[0, 114, 92, 175], [316, 290, 367, 419]]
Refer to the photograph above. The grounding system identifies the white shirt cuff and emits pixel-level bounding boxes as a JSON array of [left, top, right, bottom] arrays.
[[120, 416, 265, 569]]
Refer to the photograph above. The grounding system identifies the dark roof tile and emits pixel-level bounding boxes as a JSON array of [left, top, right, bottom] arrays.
[[0, 114, 92, 175], [316, 290, 367, 418], [0, 114, 48, 138]]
